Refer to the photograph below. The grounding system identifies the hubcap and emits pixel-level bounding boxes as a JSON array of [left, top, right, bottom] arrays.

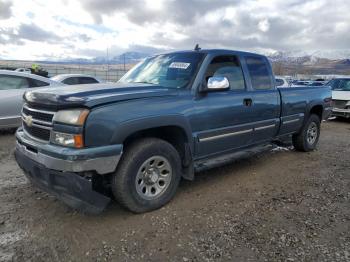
[[307, 122, 318, 145], [135, 156, 172, 200]]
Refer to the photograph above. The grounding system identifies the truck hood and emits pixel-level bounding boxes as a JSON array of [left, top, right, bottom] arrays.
[[332, 90, 350, 101], [24, 83, 178, 109]]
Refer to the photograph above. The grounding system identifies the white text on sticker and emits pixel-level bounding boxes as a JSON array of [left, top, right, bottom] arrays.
[[169, 62, 190, 69]]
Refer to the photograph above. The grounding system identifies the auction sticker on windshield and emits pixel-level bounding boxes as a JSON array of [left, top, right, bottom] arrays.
[[169, 62, 191, 69]]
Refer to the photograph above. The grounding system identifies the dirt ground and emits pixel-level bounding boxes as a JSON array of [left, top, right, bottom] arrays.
[[0, 119, 349, 262]]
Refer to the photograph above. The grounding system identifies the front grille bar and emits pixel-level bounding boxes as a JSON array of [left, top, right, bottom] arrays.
[[22, 104, 56, 115], [21, 104, 56, 142], [21, 113, 53, 127]]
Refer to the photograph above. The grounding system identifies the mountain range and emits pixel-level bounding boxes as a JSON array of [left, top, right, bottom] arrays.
[[267, 50, 350, 75]]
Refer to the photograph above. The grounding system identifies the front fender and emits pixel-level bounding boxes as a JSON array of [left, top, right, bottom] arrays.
[[110, 114, 193, 148]]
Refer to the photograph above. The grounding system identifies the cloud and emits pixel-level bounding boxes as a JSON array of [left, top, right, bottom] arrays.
[[80, 0, 350, 53], [0, 28, 25, 45], [0, 0, 12, 19], [0, 0, 350, 60], [81, 0, 239, 25], [17, 23, 62, 42]]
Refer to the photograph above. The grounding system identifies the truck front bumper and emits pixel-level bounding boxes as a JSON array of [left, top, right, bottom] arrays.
[[15, 129, 123, 214], [332, 108, 350, 118]]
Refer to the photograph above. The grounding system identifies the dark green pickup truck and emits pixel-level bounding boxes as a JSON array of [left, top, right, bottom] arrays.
[[15, 49, 332, 213]]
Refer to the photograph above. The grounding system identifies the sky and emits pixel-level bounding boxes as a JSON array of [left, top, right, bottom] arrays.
[[0, 0, 349, 60]]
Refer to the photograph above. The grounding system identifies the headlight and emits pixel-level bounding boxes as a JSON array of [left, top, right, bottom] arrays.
[[53, 109, 89, 126], [51, 109, 88, 148], [50, 131, 84, 148]]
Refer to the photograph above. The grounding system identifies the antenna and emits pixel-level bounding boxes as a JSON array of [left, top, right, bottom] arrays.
[[194, 44, 201, 51]]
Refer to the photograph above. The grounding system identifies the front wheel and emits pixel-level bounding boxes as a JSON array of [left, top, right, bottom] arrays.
[[292, 114, 321, 152], [112, 138, 181, 213]]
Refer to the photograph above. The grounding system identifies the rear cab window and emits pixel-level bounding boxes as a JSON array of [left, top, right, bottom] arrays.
[[245, 56, 273, 90]]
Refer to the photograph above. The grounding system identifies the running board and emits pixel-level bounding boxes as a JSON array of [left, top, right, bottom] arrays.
[[194, 144, 273, 172]]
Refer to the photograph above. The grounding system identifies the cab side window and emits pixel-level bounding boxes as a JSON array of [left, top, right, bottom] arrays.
[[27, 78, 50, 87], [205, 55, 245, 91], [0, 75, 30, 90], [245, 56, 273, 90], [79, 77, 99, 84], [63, 77, 79, 85]]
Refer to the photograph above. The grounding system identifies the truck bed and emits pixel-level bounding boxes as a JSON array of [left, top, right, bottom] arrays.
[[277, 85, 332, 136]]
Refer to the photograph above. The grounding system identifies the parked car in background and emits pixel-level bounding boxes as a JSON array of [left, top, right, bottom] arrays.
[[275, 76, 290, 87], [0, 70, 62, 129], [15, 49, 332, 214], [15, 68, 31, 74], [309, 81, 325, 86], [328, 78, 350, 118], [291, 80, 312, 87], [51, 74, 102, 85], [308, 79, 326, 86]]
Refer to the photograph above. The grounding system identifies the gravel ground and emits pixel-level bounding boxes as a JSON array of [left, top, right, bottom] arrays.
[[0, 119, 349, 262]]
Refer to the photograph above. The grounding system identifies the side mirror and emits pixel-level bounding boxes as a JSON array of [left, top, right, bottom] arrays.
[[206, 76, 229, 92]]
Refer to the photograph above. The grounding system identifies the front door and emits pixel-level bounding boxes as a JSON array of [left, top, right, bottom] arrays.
[[0, 75, 30, 128], [195, 55, 256, 157]]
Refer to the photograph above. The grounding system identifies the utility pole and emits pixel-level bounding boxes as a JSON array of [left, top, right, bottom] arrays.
[[123, 53, 126, 72], [106, 47, 109, 82]]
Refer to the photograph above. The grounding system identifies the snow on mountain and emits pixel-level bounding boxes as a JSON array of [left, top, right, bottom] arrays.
[[267, 50, 350, 61]]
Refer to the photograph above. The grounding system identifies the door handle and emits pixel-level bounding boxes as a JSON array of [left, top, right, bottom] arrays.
[[243, 98, 253, 107]]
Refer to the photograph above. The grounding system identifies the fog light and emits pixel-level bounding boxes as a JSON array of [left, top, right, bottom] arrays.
[[50, 131, 84, 148]]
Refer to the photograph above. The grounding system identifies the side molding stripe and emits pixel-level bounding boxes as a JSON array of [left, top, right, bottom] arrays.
[[283, 119, 300, 124], [199, 129, 253, 142], [254, 124, 276, 131]]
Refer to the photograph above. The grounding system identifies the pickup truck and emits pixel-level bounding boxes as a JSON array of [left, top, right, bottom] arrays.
[[14, 49, 332, 214], [328, 78, 350, 118]]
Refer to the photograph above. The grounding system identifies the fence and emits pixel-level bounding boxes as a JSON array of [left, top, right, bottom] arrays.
[[45, 67, 128, 82], [0, 61, 131, 82]]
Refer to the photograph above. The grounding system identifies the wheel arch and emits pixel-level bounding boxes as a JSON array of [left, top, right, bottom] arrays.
[[309, 104, 323, 120], [111, 115, 195, 180]]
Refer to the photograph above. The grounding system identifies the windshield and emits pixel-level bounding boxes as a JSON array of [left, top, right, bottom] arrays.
[[328, 79, 350, 91], [119, 52, 205, 89]]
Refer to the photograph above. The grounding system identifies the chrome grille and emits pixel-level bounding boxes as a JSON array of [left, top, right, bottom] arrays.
[[21, 104, 55, 142], [332, 100, 347, 109]]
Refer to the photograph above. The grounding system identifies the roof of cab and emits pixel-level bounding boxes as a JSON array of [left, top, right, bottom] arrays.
[[162, 48, 266, 58]]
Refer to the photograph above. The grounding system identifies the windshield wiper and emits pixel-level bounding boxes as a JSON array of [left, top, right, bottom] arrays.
[[133, 81, 156, 85]]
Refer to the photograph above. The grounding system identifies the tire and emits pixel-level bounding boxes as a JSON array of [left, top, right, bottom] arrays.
[[292, 114, 321, 152], [112, 138, 182, 213]]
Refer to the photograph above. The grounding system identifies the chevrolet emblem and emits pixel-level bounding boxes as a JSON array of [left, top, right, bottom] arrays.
[[24, 115, 33, 127]]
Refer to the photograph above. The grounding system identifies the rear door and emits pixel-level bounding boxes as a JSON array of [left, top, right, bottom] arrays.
[[195, 55, 257, 157], [242, 56, 280, 143]]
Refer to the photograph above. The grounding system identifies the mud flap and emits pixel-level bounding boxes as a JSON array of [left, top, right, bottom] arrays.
[[15, 149, 111, 214]]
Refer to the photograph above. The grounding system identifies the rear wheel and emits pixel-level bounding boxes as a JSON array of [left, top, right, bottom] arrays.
[[112, 138, 181, 213], [292, 114, 321, 152]]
